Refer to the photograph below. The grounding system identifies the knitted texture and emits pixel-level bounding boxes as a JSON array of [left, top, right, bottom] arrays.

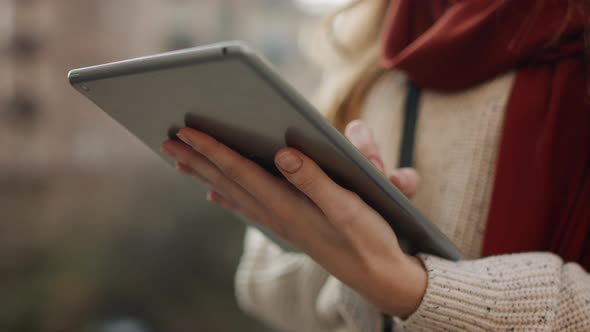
[[235, 228, 335, 332], [234, 71, 590, 331], [360, 70, 512, 259], [402, 254, 590, 331]]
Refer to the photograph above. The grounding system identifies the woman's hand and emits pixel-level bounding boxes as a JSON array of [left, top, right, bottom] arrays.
[[160, 122, 426, 318], [344, 120, 421, 198]]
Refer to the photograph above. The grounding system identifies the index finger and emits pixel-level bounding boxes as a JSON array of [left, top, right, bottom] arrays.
[[175, 128, 299, 209]]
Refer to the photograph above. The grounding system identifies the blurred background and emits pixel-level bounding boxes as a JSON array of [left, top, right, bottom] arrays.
[[0, 1, 347, 331]]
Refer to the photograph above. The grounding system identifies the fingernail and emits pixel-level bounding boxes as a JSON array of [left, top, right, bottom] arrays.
[[346, 121, 371, 146], [160, 145, 175, 157], [177, 132, 192, 146], [276, 152, 302, 173]]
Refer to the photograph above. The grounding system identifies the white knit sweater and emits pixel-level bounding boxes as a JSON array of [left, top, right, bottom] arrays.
[[234, 70, 590, 331]]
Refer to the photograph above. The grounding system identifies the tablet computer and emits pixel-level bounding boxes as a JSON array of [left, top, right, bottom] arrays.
[[68, 41, 462, 260]]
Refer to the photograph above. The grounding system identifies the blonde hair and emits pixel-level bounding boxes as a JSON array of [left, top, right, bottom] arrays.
[[303, 0, 390, 131], [307, 0, 590, 130]]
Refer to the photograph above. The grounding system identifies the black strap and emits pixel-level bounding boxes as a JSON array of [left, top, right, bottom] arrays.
[[398, 81, 421, 168], [382, 81, 422, 332], [382, 314, 394, 332]]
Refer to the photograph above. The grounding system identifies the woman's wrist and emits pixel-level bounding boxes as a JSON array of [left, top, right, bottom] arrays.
[[396, 255, 428, 317], [364, 253, 427, 319]]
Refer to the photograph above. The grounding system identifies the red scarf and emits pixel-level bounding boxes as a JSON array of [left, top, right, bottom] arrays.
[[381, 0, 590, 269]]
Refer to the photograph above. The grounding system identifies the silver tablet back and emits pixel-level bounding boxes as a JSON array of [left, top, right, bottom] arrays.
[[68, 41, 462, 260]]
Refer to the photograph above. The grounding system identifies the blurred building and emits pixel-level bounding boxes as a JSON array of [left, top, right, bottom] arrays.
[[1, 0, 316, 174], [0, 1, 328, 332]]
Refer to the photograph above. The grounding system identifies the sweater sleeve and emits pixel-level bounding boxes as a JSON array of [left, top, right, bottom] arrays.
[[236, 229, 590, 331], [236, 227, 380, 332], [401, 253, 590, 331]]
